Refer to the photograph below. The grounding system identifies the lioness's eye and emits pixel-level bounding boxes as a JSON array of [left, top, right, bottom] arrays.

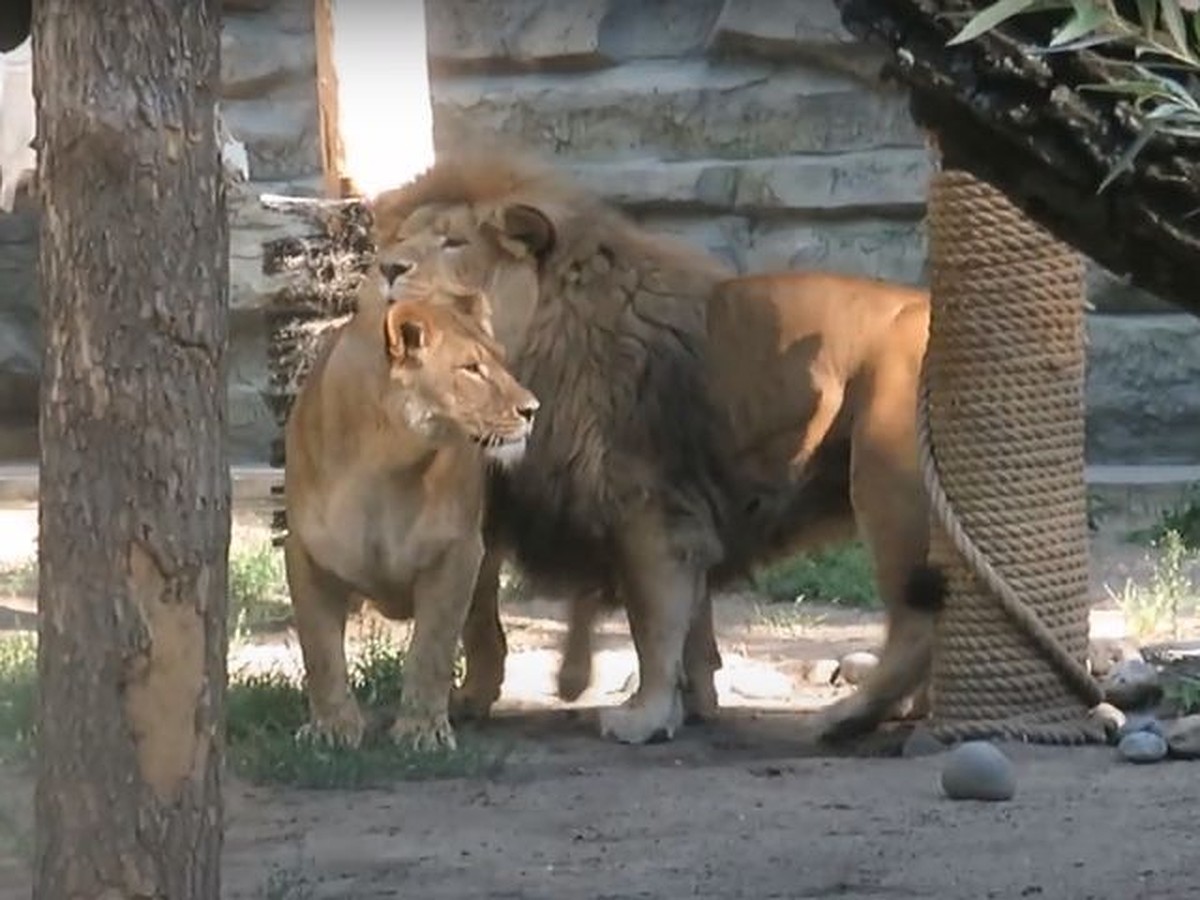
[[441, 235, 467, 249], [460, 362, 486, 377]]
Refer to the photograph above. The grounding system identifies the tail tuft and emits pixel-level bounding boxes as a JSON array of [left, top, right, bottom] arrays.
[[904, 564, 946, 613]]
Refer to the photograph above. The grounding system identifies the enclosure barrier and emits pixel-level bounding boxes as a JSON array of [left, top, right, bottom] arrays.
[[918, 168, 1106, 745]]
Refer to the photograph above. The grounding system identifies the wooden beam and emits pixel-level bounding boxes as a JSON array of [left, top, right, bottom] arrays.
[[311, 0, 435, 199]]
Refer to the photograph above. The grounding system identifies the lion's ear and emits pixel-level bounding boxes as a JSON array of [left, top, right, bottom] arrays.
[[491, 203, 555, 259], [384, 304, 435, 363]]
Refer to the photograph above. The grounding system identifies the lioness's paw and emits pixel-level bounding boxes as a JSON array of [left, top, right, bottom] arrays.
[[811, 694, 883, 745], [295, 704, 366, 750], [556, 657, 592, 703], [598, 690, 685, 745], [390, 711, 457, 752]]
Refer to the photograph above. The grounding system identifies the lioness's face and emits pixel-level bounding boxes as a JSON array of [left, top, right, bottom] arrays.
[[382, 299, 539, 466], [370, 197, 554, 358]]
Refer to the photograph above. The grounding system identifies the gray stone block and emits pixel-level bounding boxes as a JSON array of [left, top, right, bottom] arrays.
[[1085, 314, 1200, 465], [221, 87, 320, 180], [432, 61, 926, 161], [221, 14, 316, 101], [599, 0, 723, 59], [746, 218, 929, 285], [426, 0, 613, 71]]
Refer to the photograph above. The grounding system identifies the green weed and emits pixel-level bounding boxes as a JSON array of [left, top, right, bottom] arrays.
[[751, 541, 879, 608], [1108, 529, 1198, 640], [1129, 483, 1200, 551]]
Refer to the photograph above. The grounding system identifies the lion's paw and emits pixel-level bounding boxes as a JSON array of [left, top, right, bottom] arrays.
[[295, 703, 367, 750], [682, 677, 719, 725], [598, 689, 685, 745], [556, 657, 592, 703], [390, 711, 458, 752], [449, 681, 499, 722]]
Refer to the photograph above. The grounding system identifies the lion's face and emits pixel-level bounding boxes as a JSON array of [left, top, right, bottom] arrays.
[[371, 195, 555, 356], [382, 299, 539, 465]]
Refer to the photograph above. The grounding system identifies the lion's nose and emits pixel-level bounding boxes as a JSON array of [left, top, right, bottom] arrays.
[[379, 261, 413, 286], [517, 399, 539, 424]]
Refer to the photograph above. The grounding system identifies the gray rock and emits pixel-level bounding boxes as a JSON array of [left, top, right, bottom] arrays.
[[834, 650, 879, 687], [1117, 730, 1168, 764], [1089, 637, 1144, 679], [902, 726, 947, 759], [1086, 314, 1200, 465], [1164, 714, 1200, 759], [940, 741, 1016, 801], [427, 0, 612, 71], [221, 91, 320, 181], [1102, 658, 1164, 712], [432, 61, 925, 162], [1117, 713, 1165, 740]]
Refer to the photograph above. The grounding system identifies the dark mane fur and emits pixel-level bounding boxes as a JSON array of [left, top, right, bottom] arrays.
[[396, 153, 756, 594]]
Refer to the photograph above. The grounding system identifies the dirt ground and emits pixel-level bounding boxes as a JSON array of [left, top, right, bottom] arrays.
[[0, 510, 1198, 899]]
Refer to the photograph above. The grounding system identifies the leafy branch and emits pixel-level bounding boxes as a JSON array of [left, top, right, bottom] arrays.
[[948, 0, 1200, 188]]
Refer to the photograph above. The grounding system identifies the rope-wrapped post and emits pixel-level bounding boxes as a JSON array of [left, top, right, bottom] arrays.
[[919, 168, 1106, 745]]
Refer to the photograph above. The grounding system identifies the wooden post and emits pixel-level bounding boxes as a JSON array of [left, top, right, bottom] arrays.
[[312, 0, 435, 199]]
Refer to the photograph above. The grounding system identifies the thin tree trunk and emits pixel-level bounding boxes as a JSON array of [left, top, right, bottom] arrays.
[[832, 0, 1200, 317], [32, 2, 229, 898]]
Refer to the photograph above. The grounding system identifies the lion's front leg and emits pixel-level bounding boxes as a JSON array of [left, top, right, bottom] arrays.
[[285, 535, 366, 749], [682, 589, 721, 723], [450, 542, 507, 721], [392, 535, 484, 752], [598, 511, 701, 745]]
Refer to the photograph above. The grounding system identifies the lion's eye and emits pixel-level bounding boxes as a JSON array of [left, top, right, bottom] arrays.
[[441, 235, 467, 249]]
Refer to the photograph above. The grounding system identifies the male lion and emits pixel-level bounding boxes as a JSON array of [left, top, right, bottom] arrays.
[[283, 289, 539, 751], [367, 153, 943, 745]]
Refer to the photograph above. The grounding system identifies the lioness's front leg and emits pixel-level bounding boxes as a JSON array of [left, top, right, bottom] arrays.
[[598, 511, 701, 744], [285, 535, 366, 749], [392, 535, 485, 751], [557, 586, 606, 702], [451, 542, 507, 720]]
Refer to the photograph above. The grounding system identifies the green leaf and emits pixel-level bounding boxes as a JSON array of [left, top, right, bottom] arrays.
[[1161, 1, 1190, 54], [1137, 0, 1160, 37], [947, 0, 1042, 46], [1051, 3, 1109, 45], [1098, 123, 1160, 193]]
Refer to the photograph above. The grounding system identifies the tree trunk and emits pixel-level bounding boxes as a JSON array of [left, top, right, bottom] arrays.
[[32, 2, 229, 898], [832, 0, 1200, 318]]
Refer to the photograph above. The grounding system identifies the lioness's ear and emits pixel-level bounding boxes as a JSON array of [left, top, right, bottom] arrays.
[[384, 305, 434, 362], [490, 203, 555, 259]]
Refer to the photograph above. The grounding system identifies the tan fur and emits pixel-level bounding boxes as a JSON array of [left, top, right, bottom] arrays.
[[283, 291, 539, 751], [368, 153, 940, 744]]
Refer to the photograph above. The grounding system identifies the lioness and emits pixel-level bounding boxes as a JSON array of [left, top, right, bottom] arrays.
[[283, 289, 539, 751], [366, 153, 942, 745]]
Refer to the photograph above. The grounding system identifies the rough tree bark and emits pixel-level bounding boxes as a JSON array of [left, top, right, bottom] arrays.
[[832, 0, 1200, 317], [33, 2, 229, 898]]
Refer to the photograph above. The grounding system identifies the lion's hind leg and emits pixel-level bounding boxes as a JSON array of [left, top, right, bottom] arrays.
[[286, 534, 367, 749]]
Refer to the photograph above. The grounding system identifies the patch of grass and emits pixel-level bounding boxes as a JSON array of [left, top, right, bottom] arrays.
[[0, 559, 37, 601], [228, 539, 292, 641], [0, 623, 503, 791], [1129, 482, 1200, 551], [751, 598, 828, 634], [751, 541, 879, 608], [1164, 674, 1200, 717], [1107, 529, 1198, 640], [226, 623, 504, 790], [0, 633, 36, 761]]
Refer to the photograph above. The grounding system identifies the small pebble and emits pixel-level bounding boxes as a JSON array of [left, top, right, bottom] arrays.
[[834, 651, 879, 686], [1117, 712, 1164, 740], [940, 740, 1016, 801], [1163, 714, 1200, 759], [1117, 730, 1168, 764]]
